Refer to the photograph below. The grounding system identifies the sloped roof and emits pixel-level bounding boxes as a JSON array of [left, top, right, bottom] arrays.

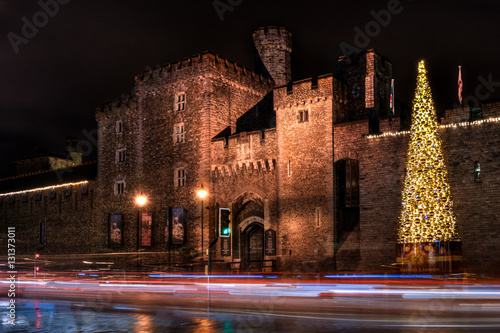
[[0, 162, 97, 194]]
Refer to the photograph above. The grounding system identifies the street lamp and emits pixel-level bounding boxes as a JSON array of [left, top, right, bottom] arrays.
[[197, 185, 208, 261], [135, 195, 147, 207], [135, 194, 147, 270]]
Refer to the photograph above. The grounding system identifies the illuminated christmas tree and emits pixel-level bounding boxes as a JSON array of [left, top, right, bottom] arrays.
[[397, 60, 462, 273]]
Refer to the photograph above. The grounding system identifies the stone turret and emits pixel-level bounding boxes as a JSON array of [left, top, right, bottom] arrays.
[[253, 26, 292, 86]]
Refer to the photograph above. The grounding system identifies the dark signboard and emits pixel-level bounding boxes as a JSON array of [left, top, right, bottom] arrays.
[[141, 212, 152, 247], [221, 235, 231, 257], [265, 229, 276, 256], [109, 214, 123, 247]]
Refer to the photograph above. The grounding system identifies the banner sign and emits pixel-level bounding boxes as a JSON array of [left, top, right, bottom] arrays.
[[109, 214, 123, 246], [172, 208, 185, 245], [141, 212, 152, 247]]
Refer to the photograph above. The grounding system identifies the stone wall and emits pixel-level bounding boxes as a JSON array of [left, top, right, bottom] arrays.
[[0, 179, 99, 256], [94, 52, 274, 259], [274, 74, 335, 271], [334, 112, 500, 274]]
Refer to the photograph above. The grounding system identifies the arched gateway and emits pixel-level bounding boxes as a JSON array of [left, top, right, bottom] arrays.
[[232, 192, 265, 268]]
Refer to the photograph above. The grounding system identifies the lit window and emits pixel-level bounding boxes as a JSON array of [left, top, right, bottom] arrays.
[[474, 161, 481, 181], [173, 123, 185, 144], [116, 120, 123, 134], [175, 92, 186, 111], [116, 147, 126, 163], [114, 181, 125, 195], [298, 110, 309, 123], [174, 168, 186, 187]]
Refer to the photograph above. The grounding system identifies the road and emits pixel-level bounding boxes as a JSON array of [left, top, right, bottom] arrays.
[[2, 273, 500, 332]]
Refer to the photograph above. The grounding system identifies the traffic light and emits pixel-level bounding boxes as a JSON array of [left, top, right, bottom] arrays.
[[219, 208, 231, 237]]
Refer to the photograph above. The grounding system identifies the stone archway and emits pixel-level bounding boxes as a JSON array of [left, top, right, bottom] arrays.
[[232, 192, 264, 262], [239, 217, 264, 264]]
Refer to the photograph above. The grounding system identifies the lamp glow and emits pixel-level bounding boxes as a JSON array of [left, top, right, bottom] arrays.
[[197, 188, 207, 199], [135, 196, 147, 206]]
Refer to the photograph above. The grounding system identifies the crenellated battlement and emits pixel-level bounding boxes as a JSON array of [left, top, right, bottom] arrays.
[[211, 128, 277, 178], [274, 74, 333, 109], [253, 26, 292, 86], [95, 97, 138, 120], [253, 26, 292, 47], [212, 158, 276, 178], [96, 97, 137, 112], [134, 51, 274, 88]]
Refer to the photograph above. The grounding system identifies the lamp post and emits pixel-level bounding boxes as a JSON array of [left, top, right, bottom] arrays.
[[197, 185, 208, 268], [135, 194, 147, 270]]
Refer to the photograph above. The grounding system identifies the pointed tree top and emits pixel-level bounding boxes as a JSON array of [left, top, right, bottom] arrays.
[[412, 60, 437, 131]]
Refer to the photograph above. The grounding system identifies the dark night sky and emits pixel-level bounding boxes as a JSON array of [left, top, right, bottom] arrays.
[[1, 0, 499, 178]]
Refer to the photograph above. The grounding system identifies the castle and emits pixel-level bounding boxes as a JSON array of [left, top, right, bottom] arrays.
[[2, 26, 500, 274]]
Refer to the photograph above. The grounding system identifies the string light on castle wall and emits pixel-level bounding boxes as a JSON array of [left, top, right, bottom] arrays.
[[0, 181, 89, 198], [367, 117, 500, 139]]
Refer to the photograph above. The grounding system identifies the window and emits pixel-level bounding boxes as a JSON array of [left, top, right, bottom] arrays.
[[298, 110, 309, 123], [287, 159, 292, 176], [474, 161, 481, 181], [173, 123, 185, 144], [116, 120, 123, 134], [470, 107, 483, 121], [175, 92, 186, 111], [114, 180, 125, 195], [116, 147, 126, 163], [64, 186, 71, 197], [174, 168, 186, 187]]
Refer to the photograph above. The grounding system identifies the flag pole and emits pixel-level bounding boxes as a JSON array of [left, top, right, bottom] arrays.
[[390, 79, 395, 115], [458, 65, 463, 105]]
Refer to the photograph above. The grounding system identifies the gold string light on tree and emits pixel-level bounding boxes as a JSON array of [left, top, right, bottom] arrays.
[[397, 61, 462, 273]]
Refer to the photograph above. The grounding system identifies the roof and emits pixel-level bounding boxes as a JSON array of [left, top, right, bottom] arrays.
[[0, 162, 97, 194]]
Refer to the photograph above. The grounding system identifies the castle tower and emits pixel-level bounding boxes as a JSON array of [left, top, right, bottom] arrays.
[[253, 26, 292, 86], [335, 49, 392, 128]]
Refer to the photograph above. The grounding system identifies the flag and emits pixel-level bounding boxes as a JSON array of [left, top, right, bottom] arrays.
[[458, 66, 463, 104], [390, 79, 395, 115]]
